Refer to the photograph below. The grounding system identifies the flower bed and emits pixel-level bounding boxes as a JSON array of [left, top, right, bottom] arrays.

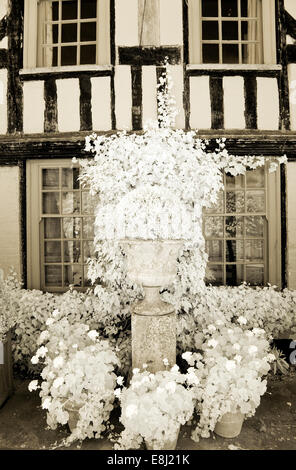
[[1, 272, 296, 377]]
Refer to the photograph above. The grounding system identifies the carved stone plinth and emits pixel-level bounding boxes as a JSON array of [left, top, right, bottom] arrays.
[[132, 311, 176, 373], [122, 239, 183, 373]]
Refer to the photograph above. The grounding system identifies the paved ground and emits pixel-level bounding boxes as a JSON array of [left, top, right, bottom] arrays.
[[0, 371, 296, 450]]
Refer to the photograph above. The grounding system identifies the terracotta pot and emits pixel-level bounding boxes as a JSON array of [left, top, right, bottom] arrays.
[[214, 411, 244, 438], [122, 239, 183, 316], [0, 331, 14, 408], [145, 426, 180, 450]]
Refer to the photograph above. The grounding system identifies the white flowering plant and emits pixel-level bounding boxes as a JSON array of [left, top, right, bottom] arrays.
[[0, 269, 23, 342], [113, 362, 199, 450], [76, 63, 287, 333], [189, 323, 275, 441], [1, 269, 296, 375], [28, 310, 120, 446]]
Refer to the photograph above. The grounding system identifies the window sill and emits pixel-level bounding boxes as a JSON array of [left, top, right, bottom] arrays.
[[187, 64, 282, 71], [20, 64, 113, 77]]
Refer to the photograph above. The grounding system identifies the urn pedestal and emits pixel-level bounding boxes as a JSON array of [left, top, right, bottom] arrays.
[[122, 239, 183, 373], [0, 332, 14, 408]]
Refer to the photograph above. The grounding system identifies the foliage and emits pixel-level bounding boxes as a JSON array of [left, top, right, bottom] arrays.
[[0, 270, 22, 342], [270, 347, 290, 375], [186, 324, 275, 441], [76, 64, 287, 338], [114, 364, 197, 450], [28, 310, 119, 446]]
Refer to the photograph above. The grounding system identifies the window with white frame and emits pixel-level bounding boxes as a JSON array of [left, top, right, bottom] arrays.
[[27, 161, 282, 292], [27, 160, 96, 292], [203, 166, 282, 287], [188, 0, 277, 64], [24, 0, 110, 68]]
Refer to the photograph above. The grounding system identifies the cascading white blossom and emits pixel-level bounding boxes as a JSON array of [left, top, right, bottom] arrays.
[[78, 62, 287, 324]]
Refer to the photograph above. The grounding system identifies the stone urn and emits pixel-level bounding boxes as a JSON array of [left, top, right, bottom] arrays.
[[122, 239, 183, 373]]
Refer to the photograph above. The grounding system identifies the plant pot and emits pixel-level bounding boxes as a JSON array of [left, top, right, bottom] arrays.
[[0, 331, 14, 408], [145, 426, 180, 450], [214, 411, 244, 438], [122, 239, 183, 316], [64, 402, 81, 432]]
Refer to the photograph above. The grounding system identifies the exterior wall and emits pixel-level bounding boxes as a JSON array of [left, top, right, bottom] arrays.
[[0, 166, 21, 279], [0, 0, 286, 134], [0, 0, 296, 289], [287, 162, 296, 289]]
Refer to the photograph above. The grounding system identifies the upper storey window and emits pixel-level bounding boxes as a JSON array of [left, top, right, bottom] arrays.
[[188, 0, 277, 65], [24, 0, 110, 68]]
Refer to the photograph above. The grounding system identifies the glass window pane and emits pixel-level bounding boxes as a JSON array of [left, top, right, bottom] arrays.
[[246, 190, 265, 212], [206, 190, 224, 213], [202, 44, 219, 63], [62, 192, 80, 214], [206, 240, 223, 262], [81, 0, 97, 19], [45, 241, 61, 263], [242, 43, 259, 64], [246, 167, 265, 188], [52, 47, 58, 66], [45, 218, 61, 239], [81, 22, 97, 42], [45, 23, 58, 44], [82, 192, 96, 214], [202, 0, 218, 17], [245, 240, 264, 262], [65, 265, 82, 287], [226, 191, 245, 213], [221, 0, 238, 17], [246, 265, 264, 285], [241, 20, 258, 41], [222, 44, 239, 63], [226, 240, 244, 262], [204, 217, 224, 237], [202, 21, 219, 40], [62, 217, 81, 239], [83, 217, 95, 238], [62, 0, 78, 20], [225, 216, 244, 237], [226, 265, 244, 286], [62, 23, 77, 43], [62, 168, 80, 189], [61, 46, 77, 65], [226, 173, 244, 189], [45, 265, 62, 286], [42, 169, 59, 188], [80, 45, 96, 65], [84, 266, 92, 286], [52, 2, 59, 21], [84, 241, 95, 261], [241, 0, 259, 18], [43, 193, 60, 214], [222, 21, 238, 40], [207, 265, 223, 285], [64, 240, 81, 263], [245, 216, 264, 237]]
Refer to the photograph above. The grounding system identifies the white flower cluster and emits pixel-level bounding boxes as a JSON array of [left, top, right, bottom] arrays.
[[189, 324, 275, 441], [0, 269, 22, 342], [114, 364, 197, 450], [28, 311, 120, 446], [77, 64, 287, 335]]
